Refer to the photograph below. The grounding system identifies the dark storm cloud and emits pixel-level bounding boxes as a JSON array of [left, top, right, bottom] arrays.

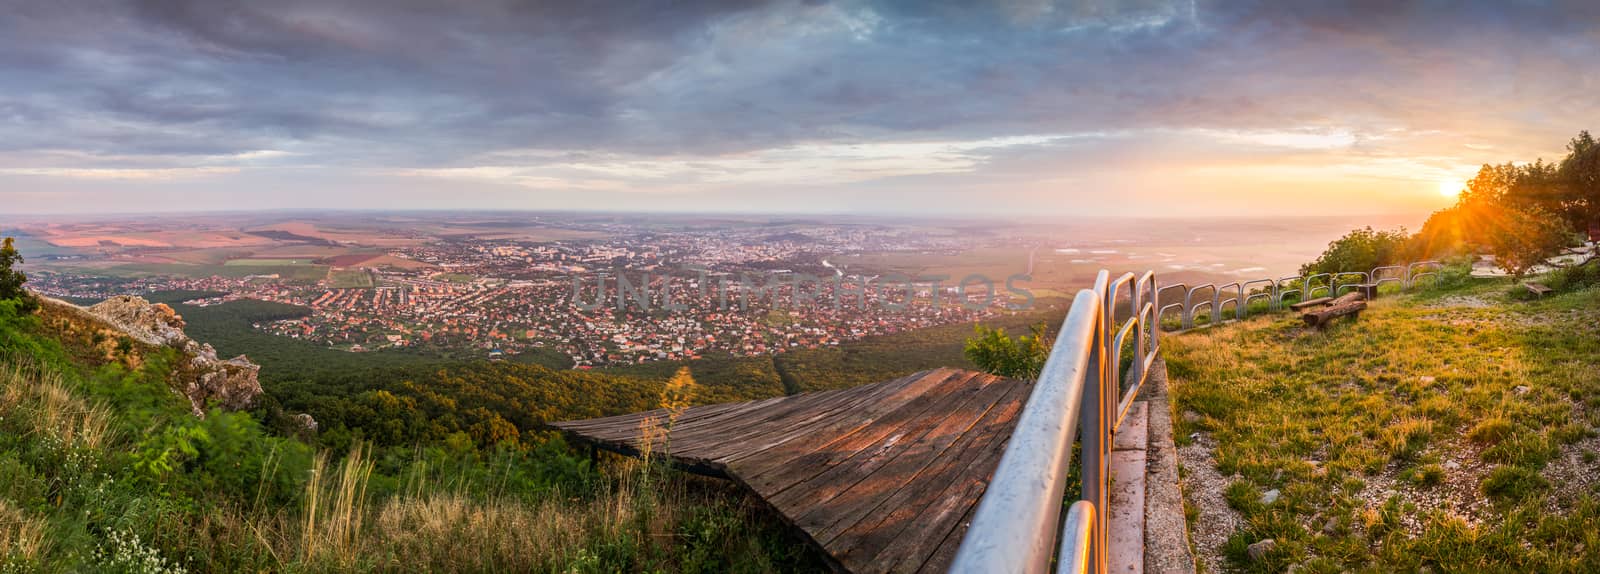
[[0, 0, 1597, 172]]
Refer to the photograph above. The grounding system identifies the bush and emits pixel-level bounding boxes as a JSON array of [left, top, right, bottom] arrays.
[[963, 323, 1049, 380], [1544, 261, 1600, 291], [1301, 227, 1410, 277]]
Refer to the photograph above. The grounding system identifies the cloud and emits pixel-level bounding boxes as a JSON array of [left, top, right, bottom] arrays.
[[0, 0, 1598, 214]]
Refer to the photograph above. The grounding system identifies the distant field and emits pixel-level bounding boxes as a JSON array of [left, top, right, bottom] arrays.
[[432, 272, 476, 283], [842, 247, 1031, 280], [108, 262, 330, 282], [224, 258, 319, 266], [327, 268, 375, 288]]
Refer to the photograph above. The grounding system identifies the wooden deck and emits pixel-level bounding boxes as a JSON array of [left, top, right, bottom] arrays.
[[549, 367, 1031, 574]]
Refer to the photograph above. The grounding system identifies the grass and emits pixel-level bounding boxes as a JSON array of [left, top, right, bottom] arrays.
[[0, 297, 826, 573], [224, 258, 319, 266], [1164, 269, 1600, 572], [107, 262, 332, 282], [327, 269, 376, 289]]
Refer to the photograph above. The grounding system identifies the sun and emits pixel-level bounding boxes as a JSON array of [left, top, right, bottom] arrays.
[[1437, 179, 1462, 198]]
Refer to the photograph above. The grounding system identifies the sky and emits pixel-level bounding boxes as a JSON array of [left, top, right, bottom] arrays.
[[2, 0, 1598, 217]]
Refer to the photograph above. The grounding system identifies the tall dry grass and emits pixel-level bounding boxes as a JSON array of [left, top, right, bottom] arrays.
[[0, 499, 48, 562], [299, 445, 374, 568], [0, 360, 115, 450]]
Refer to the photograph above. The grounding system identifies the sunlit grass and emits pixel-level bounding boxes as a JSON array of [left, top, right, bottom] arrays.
[[1165, 276, 1600, 571]]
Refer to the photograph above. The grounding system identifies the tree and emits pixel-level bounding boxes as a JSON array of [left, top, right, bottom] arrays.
[[1484, 205, 1571, 280], [963, 323, 1050, 380], [1559, 130, 1600, 232], [1300, 227, 1410, 277], [0, 236, 30, 304]]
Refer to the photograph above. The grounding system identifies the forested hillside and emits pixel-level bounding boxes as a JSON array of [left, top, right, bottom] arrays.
[[0, 288, 826, 572]]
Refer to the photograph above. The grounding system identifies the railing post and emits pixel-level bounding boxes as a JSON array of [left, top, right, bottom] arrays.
[[1149, 277, 1160, 355], [1080, 312, 1109, 574]]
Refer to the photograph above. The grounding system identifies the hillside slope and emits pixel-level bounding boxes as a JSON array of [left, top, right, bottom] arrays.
[[0, 295, 825, 572], [1164, 276, 1600, 572]]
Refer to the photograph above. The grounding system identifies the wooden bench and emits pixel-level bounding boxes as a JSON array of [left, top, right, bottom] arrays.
[[1301, 292, 1366, 327], [1351, 283, 1380, 300], [1288, 296, 1333, 312], [1525, 283, 1553, 298]]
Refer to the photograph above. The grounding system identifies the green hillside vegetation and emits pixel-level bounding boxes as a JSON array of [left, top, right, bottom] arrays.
[[0, 245, 826, 572], [1165, 264, 1600, 572]]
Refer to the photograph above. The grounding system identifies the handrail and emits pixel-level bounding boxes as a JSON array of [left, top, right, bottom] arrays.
[[1182, 284, 1215, 329], [1329, 271, 1370, 296], [1405, 261, 1443, 289], [1303, 273, 1331, 299], [956, 259, 1446, 573], [1213, 282, 1241, 324], [951, 289, 1104, 573], [1238, 279, 1276, 317]]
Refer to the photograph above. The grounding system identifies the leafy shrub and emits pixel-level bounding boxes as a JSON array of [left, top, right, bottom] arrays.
[[1301, 227, 1410, 277], [963, 323, 1049, 380], [1544, 261, 1600, 291]]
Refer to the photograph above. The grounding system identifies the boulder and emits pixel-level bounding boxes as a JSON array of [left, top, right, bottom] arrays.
[[83, 295, 262, 416], [89, 296, 187, 346], [293, 413, 319, 433], [1246, 538, 1277, 562]]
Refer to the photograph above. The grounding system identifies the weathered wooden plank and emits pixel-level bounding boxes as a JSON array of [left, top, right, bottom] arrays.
[[760, 371, 983, 503], [549, 368, 1031, 574], [677, 372, 921, 462], [829, 378, 1031, 570], [802, 373, 1014, 544], [1288, 296, 1333, 311], [1302, 300, 1365, 327], [722, 369, 969, 476]]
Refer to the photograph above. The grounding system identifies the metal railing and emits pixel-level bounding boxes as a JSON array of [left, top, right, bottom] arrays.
[[1173, 261, 1442, 331], [950, 260, 1443, 573], [951, 269, 1158, 573]]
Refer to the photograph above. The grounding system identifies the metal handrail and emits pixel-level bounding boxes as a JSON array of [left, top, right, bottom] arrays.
[[1370, 265, 1406, 290], [1405, 261, 1443, 289], [1182, 284, 1215, 329], [1274, 275, 1302, 308], [951, 287, 1106, 573], [1330, 271, 1370, 296], [957, 260, 1448, 573], [1303, 273, 1331, 299], [1239, 279, 1276, 316], [1213, 282, 1241, 323]]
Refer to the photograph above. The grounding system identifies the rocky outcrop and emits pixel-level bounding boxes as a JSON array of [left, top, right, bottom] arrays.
[[80, 296, 262, 416], [181, 340, 263, 415], [88, 296, 188, 347]]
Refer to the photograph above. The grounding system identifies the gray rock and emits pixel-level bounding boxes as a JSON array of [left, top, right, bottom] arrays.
[[1444, 460, 1461, 470], [1246, 538, 1277, 562], [1322, 516, 1339, 534], [1260, 489, 1280, 505], [83, 295, 262, 416], [1514, 385, 1530, 395], [294, 413, 319, 433], [89, 295, 188, 346]]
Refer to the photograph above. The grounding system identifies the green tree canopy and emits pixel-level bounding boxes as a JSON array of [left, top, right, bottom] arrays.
[[1300, 227, 1410, 277], [0, 236, 29, 303]]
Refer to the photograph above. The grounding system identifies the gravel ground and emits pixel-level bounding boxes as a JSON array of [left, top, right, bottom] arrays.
[[1177, 431, 1241, 574]]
